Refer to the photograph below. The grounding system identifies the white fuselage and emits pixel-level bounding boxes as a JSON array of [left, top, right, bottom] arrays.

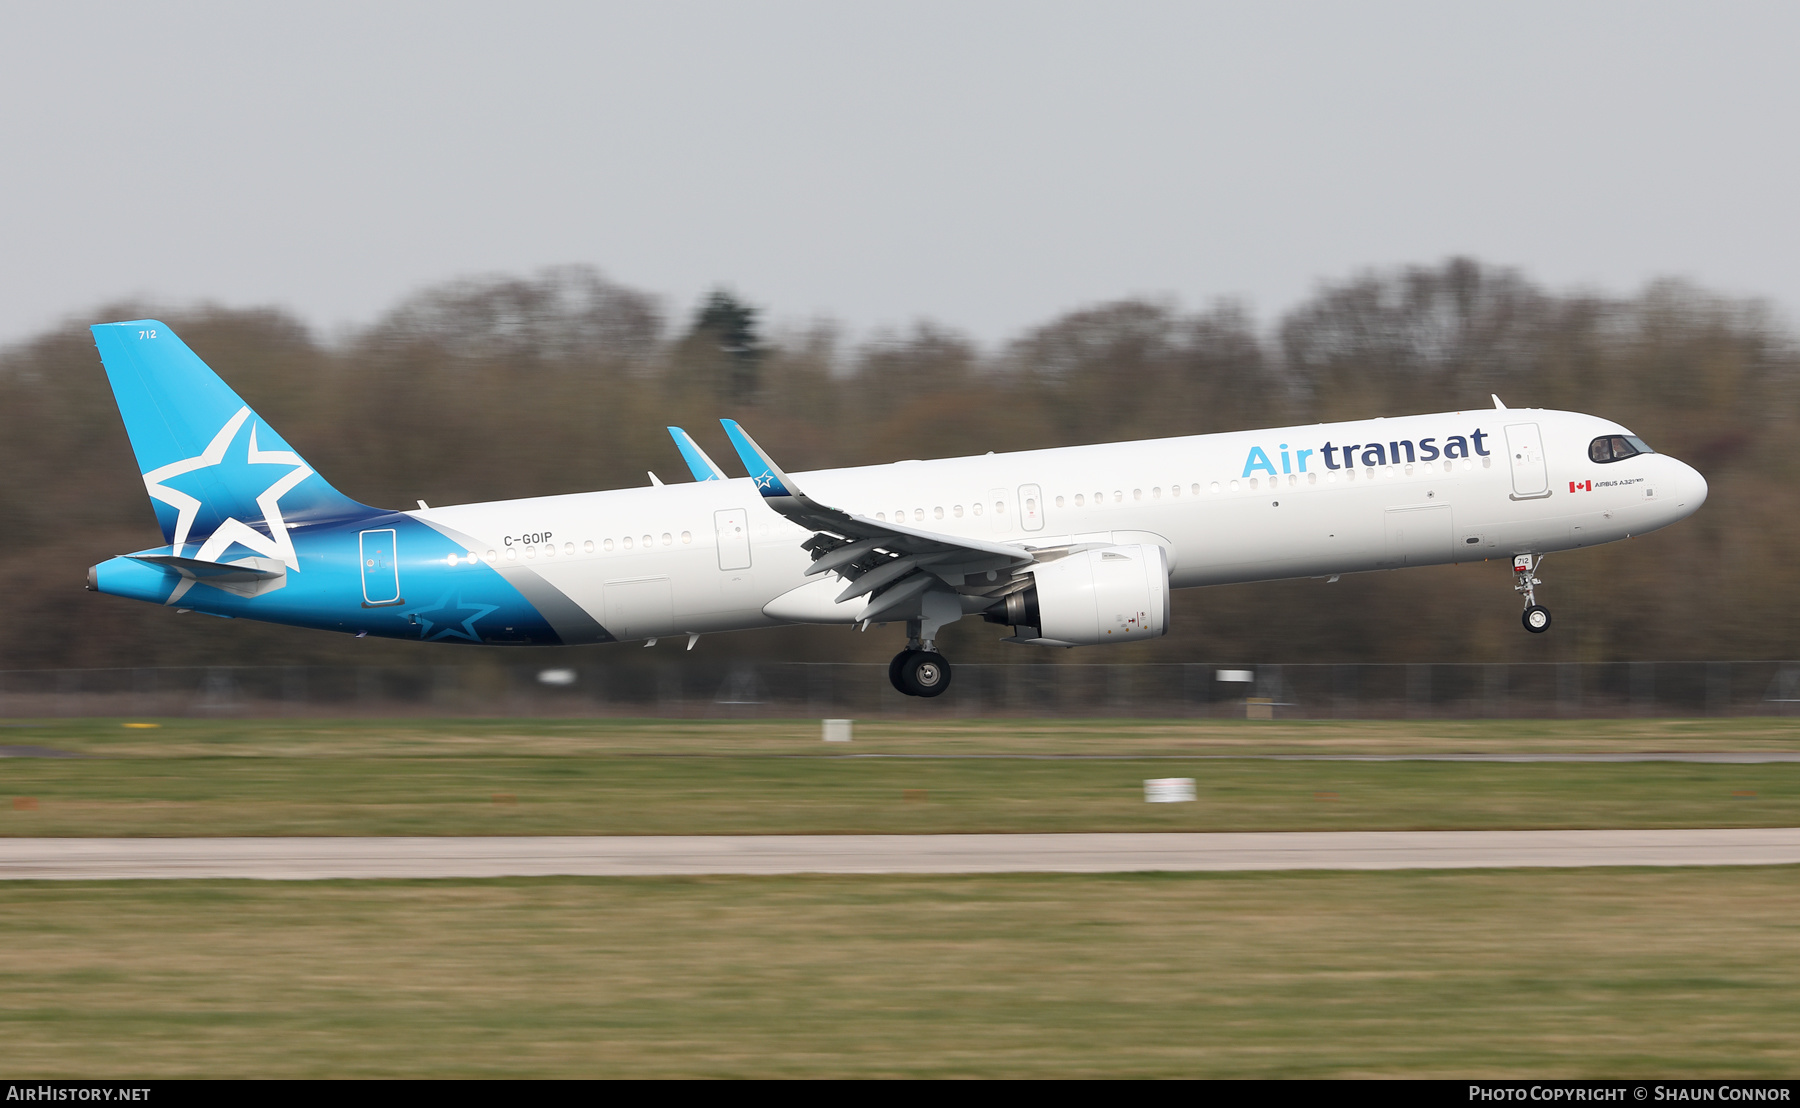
[[412, 408, 1707, 643]]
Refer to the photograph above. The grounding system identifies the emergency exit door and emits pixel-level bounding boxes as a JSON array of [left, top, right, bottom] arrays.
[[1018, 484, 1045, 532]]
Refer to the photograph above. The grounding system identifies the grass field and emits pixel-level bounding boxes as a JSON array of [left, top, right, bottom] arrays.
[[10, 715, 1800, 757], [3, 715, 1800, 834], [5, 716, 1798, 1076], [1, 869, 1797, 1077], [3, 717, 1799, 836]]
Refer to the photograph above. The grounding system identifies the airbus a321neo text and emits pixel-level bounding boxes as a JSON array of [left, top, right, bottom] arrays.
[[85, 321, 1707, 697]]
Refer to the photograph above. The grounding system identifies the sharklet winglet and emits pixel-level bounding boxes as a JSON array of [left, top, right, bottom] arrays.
[[666, 427, 728, 481], [719, 419, 799, 498]]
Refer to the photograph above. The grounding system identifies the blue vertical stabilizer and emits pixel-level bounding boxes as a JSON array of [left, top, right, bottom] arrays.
[[90, 320, 373, 565]]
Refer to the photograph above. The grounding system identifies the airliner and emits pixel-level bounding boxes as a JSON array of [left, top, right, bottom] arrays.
[[85, 320, 1707, 697]]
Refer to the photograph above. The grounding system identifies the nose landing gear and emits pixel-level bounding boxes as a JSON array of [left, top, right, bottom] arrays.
[[1514, 553, 1552, 633]]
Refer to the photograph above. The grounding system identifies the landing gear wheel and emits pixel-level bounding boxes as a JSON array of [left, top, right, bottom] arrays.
[[900, 651, 953, 698], [1522, 605, 1551, 633], [889, 650, 919, 695]]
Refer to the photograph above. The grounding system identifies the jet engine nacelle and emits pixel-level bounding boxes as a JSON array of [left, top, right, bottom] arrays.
[[990, 543, 1171, 646]]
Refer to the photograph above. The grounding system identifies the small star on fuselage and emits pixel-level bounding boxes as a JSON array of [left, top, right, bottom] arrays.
[[402, 591, 499, 643]]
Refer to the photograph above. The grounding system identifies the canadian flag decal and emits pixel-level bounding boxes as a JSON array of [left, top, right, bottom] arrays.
[[1569, 480, 1592, 492]]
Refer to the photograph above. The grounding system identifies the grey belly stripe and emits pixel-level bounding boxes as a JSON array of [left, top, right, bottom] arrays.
[[413, 518, 614, 645]]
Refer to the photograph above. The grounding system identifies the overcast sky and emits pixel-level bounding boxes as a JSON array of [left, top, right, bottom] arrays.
[[3, 1, 1796, 348]]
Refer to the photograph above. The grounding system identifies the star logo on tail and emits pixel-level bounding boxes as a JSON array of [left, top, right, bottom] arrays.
[[141, 406, 312, 570]]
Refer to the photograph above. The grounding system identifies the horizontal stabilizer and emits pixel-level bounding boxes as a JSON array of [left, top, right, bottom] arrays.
[[127, 553, 287, 599]]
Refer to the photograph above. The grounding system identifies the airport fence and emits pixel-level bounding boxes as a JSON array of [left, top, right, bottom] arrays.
[[2, 660, 1800, 719]]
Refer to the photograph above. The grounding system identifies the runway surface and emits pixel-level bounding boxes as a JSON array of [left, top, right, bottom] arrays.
[[3, 828, 1799, 879]]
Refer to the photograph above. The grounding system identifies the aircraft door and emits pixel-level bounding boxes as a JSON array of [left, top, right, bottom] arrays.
[[1018, 484, 1045, 532], [714, 508, 752, 570], [1504, 423, 1551, 499], [359, 529, 401, 606]]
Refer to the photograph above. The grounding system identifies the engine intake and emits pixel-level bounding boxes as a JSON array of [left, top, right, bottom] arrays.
[[986, 543, 1170, 646]]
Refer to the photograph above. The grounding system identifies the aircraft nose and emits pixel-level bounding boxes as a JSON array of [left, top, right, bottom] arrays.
[[1675, 459, 1707, 512]]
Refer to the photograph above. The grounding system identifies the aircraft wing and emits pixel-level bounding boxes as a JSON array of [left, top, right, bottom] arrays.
[[719, 419, 1035, 622]]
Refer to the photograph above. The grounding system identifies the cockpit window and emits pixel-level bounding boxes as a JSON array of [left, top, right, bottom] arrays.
[[1589, 434, 1656, 463]]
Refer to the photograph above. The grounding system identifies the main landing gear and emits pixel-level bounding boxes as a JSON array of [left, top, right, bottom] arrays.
[[1514, 553, 1552, 634], [889, 649, 952, 697], [889, 618, 954, 697]]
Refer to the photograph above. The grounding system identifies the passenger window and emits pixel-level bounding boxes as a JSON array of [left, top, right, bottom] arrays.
[[622, 537, 633, 550], [954, 505, 964, 517], [682, 531, 692, 544], [1075, 494, 1085, 507], [604, 539, 614, 552], [934, 507, 944, 519], [1054, 496, 1063, 508], [973, 503, 983, 516], [583, 540, 594, 554]]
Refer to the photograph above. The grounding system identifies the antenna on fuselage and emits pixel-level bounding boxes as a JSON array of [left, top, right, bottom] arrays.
[[1492, 394, 1508, 409]]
